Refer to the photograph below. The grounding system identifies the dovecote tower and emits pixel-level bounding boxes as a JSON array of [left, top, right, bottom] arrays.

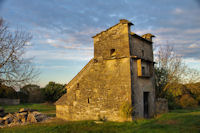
[[56, 19, 155, 121]]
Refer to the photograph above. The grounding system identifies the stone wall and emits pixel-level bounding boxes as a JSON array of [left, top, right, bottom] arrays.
[[130, 35, 153, 61], [93, 20, 131, 59], [156, 98, 168, 114], [56, 57, 132, 121], [130, 36, 155, 118], [0, 98, 20, 105]]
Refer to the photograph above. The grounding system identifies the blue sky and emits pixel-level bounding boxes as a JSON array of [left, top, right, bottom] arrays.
[[0, 0, 200, 87]]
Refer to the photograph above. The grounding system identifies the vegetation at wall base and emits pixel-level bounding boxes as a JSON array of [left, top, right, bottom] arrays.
[[120, 102, 133, 120], [0, 104, 200, 133]]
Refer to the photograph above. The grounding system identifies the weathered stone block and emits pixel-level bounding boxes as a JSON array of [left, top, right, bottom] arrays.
[[27, 113, 37, 123]]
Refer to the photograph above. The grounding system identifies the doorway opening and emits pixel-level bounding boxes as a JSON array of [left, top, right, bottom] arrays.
[[143, 92, 149, 118]]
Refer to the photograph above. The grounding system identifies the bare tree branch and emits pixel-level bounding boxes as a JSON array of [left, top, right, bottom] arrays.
[[0, 18, 39, 88], [155, 45, 200, 97]]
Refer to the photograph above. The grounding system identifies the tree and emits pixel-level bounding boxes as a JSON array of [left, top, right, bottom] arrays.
[[19, 84, 43, 103], [20, 84, 40, 96], [0, 84, 18, 99], [43, 82, 66, 102], [155, 67, 168, 98], [155, 45, 200, 108], [155, 45, 186, 97], [0, 18, 38, 87]]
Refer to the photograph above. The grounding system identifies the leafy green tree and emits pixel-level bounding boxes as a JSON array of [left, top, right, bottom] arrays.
[[20, 84, 40, 95], [43, 82, 66, 102], [155, 67, 168, 98]]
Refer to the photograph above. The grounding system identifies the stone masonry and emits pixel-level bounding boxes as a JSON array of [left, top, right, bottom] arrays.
[[55, 19, 156, 121]]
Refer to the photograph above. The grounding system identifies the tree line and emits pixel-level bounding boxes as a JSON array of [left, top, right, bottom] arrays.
[[0, 82, 66, 103]]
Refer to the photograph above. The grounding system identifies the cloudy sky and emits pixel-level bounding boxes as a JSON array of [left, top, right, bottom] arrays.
[[0, 0, 200, 87]]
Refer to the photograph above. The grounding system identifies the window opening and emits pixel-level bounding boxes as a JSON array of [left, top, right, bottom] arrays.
[[142, 50, 144, 57], [142, 66, 145, 76], [77, 83, 79, 88], [144, 92, 149, 118], [110, 49, 116, 57]]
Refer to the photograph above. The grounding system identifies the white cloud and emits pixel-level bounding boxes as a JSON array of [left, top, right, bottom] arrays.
[[173, 8, 184, 15], [25, 49, 93, 62], [46, 39, 56, 44], [42, 38, 93, 50], [154, 28, 177, 34], [183, 58, 200, 63], [184, 29, 200, 34], [36, 65, 70, 69], [188, 43, 200, 48], [183, 58, 200, 71]]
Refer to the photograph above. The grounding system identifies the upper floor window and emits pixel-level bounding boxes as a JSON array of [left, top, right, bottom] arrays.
[[142, 50, 144, 57], [142, 66, 145, 76], [137, 59, 150, 78], [110, 49, 116, 57]]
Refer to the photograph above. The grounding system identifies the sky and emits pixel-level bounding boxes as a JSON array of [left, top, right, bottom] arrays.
[[0, 0, 200, 87]]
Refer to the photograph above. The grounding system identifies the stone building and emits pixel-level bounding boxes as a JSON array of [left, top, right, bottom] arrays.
[[55, 19, 156, 121]]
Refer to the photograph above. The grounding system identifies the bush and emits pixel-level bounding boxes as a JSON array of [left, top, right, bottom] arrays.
[[43, 82, 66, 102], [0, 84, 18, 99], [167, 94, 181, 110], [120, 102, 133, 120], [179, 94, 198, 108], [19, 84, 41, 103], [196, 95, 200, 105], [17, 91, 29, 103]]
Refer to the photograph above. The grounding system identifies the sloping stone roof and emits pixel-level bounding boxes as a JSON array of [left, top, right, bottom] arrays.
[[55, 59, 94, 105], [92, 19, 133, 38]]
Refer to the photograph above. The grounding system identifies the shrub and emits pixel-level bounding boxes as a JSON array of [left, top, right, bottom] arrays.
[[196, 95, 200, 105], [43, 82, 66, 102], [179, 94, 198, 108], [17, 91, 29, 103], [163, 93, 181, 110], [19, 84, 41, 103], [0, 84, 18, 99], [120, 102, 133, 120]]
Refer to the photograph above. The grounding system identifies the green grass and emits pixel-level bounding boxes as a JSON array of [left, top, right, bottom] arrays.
[[0, 105, 200, 133], [0, 103, 55, 116]]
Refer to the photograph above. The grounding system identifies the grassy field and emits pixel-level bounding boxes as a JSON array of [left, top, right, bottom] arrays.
[[0, 104, 200, 133], [0, 103, 56, 116]]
